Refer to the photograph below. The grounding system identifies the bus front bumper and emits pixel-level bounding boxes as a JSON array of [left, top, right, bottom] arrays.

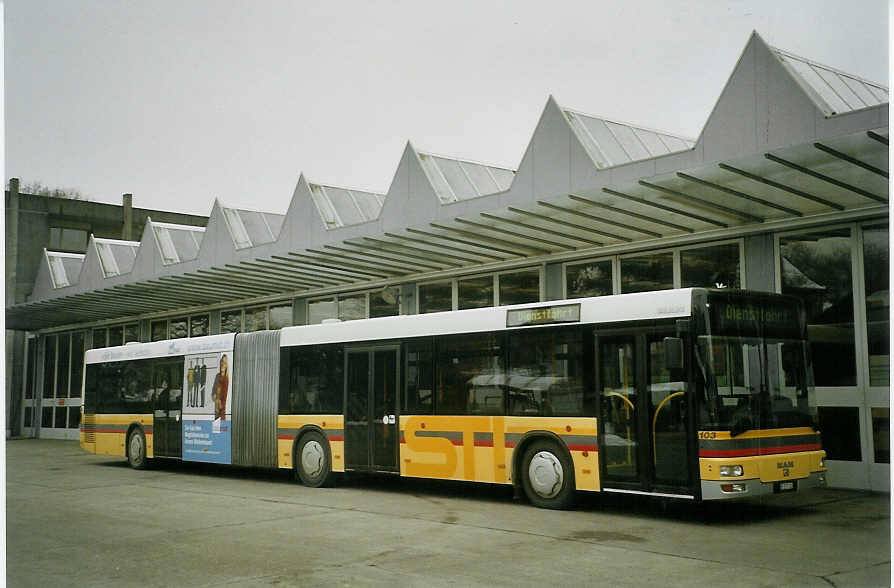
[[701, 471, 826, 500]]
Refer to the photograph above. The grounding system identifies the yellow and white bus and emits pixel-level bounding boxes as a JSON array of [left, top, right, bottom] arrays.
[[81, 288, 826, 509]]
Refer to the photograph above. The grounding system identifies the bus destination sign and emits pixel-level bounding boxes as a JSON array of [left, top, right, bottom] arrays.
[[708, 297, 800, 338], [506, 303, 581, 327]]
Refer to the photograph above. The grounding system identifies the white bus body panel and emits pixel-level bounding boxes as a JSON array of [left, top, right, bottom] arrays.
[[280, 289, 694, 348]]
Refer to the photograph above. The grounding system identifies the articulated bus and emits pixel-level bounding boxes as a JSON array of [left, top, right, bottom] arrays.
[[81, 288, 826, 509]]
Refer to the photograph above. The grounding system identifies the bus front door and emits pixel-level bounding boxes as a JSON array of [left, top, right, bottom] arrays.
[[345, 347, 399, 472], [597, 332, 694, 498]]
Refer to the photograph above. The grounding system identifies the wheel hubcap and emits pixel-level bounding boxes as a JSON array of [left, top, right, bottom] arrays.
[[528, 451, 563, 498], [301, 441, 324, 478], [130, 434, 143, 461]]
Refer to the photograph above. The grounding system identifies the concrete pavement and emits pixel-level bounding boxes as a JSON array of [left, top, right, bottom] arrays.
[[6, 440, 891, 587]]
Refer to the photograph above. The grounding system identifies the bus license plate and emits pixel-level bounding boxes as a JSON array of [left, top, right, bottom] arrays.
[[775, 481, 796, 493]]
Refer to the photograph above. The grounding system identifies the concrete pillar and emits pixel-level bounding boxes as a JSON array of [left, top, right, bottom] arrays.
[[544, 262, 563, 301], [400, 283, 416, 315], [6, 178, 22, 438], [7, 178, 19, 304], [121, 193, 133, 240], [210, 309, 221, 334], [293, 297, 307, 325], [744, 233, 776, 292]]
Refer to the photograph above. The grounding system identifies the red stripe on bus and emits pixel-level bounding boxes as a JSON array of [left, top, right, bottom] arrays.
[[699, 443, 821, 458], [86, 429, 153, 435], [473, 440, 494, 447], [566, 444, 599, 452], [328, 436, 344, 442], [277, 434, 295, 440]]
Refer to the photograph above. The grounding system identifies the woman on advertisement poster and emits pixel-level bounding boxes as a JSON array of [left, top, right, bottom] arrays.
[[212, 354, 229, 420]]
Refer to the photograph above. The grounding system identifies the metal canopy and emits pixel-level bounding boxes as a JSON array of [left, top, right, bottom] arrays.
[[8, 127, 887, 332]]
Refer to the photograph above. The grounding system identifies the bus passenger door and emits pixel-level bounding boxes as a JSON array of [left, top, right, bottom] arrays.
[[598, 332, 693, 497], [345, 347, 399, 472], [152, 361, 183, 459]]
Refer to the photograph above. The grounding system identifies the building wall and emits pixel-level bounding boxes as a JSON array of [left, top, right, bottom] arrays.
[[4, 182, 207, 437]]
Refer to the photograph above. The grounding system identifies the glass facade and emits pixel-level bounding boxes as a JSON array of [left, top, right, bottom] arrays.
[[338, 295, 366, 321], [108, 327, 124, 347], [680, 243, 741, 289], [621, 251, 673, 293], [268, 304, 293, 330], [780, 229, 855, 387], [566, 259, 612, 298], [370, 288, 400, 318], [169, 318, 188, 339], [124, 323, 140, 344], [817, 407, 861, 461], [190, 315, 210, 337], [308, 300, 337, 324], [246, 307, 268, 331], [863, 225, 889, 387], [498, 270, 540, 305], [458, 276, 493, 309], [220, 310, 243, 333], [419, 281, 452, 314], [151, 320, 168, 342], [309, 292, 395, 324]]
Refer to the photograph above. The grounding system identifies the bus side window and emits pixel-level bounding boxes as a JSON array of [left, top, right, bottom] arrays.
[[281, 345, 344, 415], [436, 333, 504, 416], [508, 326, 588, 417], [404, 339, 433, 415]]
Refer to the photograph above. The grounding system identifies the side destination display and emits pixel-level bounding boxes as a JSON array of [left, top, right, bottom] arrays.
[[507, 303, 581, 327]]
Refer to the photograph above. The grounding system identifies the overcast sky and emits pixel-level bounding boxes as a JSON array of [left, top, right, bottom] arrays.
[[5, 1, 889, 216]]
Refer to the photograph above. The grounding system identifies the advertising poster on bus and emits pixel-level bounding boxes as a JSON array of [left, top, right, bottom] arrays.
[[181, 351, 232, 464]]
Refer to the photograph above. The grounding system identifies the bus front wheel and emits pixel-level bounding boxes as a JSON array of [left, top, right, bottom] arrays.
[[295, 431, 334, 488], [127, 428, 148, 470], [521, 439, 575, 509]]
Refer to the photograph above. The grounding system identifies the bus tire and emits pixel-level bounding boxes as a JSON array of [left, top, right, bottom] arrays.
[[126, 428, 148, 470], [520, 439, 575, 510], [295, 431, 334, 488]]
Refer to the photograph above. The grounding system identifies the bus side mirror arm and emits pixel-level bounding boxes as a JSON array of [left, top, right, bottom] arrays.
[[664, 337, 684, 371]]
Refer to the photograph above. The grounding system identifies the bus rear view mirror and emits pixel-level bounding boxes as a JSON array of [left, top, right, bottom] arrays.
[[664, 337, 684, 371]]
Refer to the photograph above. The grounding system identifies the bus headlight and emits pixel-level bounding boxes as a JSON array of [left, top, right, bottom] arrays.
[[719, 465, 744, 477]]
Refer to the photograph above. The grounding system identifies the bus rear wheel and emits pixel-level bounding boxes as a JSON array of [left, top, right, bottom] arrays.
[[521, 439, 575, 509], [295, 431, 334, 488], [127, 428, 148, 470]]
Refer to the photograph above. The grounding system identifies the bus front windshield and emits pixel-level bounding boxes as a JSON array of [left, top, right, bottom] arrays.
[[696, 295, 816, 435]]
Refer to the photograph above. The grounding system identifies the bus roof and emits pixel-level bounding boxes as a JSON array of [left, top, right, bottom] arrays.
[[84, 333, 235, 365], [280, 288, 698, 348]]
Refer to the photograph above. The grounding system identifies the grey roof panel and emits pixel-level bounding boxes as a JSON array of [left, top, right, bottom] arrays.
[[773, 46, 888, 116], [308, 183, 384, 229], [565, 109, 695, 169], [94, 238, 140, 278], [46, 251, 85, 289], [418, 151, 516, 203], [152, 222, 205, 265]]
